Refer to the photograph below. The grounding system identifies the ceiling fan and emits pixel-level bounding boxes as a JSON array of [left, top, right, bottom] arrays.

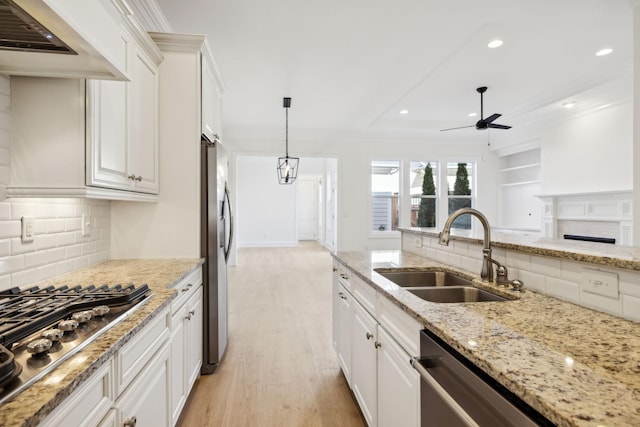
[[440, 86, 512, 132]]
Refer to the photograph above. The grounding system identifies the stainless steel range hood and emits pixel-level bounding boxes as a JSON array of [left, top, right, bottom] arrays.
[[0, 0, 76, 54], [0, 0, 130, 80]]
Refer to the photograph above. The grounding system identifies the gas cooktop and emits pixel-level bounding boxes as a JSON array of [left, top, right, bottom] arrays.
[[0, 283, 151, 404]]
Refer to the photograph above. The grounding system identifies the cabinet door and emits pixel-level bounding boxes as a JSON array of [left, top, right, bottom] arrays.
[[201, 53, 222, 141], [351, 300, 378, 427], [335, 282, 352, 385], [186, 286, 203, 389], [117, 342, 171, 427], [86, 29, 131, 191], [377, 327, 420, 427], [130, 43, 159, 194], [86, 77, 130, 191], [170, 306, 187, 426]]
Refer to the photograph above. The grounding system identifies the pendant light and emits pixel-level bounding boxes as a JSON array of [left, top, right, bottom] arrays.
[[277, 97, 299, 184]]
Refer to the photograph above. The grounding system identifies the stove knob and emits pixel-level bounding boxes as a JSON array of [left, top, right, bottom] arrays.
[[41, 328, 63, 342], [71, 310, 93, 324], [58, 319, 79, 332], [91, 305, 110, 317], [27, 338, 52, 355]]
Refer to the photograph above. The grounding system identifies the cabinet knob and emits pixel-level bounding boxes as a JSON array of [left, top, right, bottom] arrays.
[[366, 332, 373, 340], [338, 292, 347, 300], [374, 342, 381, 349], [123, 416, 137, 427], [339, 274, 349, 280], [127, 174, 136, 181], [135, 175, 142, 182]]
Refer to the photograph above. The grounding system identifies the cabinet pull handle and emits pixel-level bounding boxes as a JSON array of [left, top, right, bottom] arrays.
[[127, 174, 136, 181], [338, 292, 347, 300], [135, 175, 142, 182], [374, 341, 381, 349], [366, 332, 373, 340], [333, 267, 338, 272], [185, 310, 195, 320], [123, 416, 137, 427], [181, 283, 194, 293], [340, 274, 349, 280]]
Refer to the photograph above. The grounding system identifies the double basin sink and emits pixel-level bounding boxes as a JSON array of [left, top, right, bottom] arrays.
[[374, 270, 507, 303]]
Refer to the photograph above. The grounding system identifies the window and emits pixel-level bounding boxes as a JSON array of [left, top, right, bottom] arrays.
[[410, 161, 437, 227], [371, 160, 476, 234], [447, 162, 473, 230], [371, 160, 400, 232]]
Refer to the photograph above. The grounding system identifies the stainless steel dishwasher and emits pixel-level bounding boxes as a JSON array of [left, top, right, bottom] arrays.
[[411, 330, 555, 427]]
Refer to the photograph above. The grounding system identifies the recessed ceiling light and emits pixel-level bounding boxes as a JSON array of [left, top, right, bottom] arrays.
[[488, 39, 503, 48], [596, 48, 613, 57], [399, 109, 409, 115], [468, 112, 477, 117], [563, 101, 576, 109]]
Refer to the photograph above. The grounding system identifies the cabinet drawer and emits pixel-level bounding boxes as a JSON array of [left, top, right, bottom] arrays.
[[171, 268, 203, 314], [352, 275, 377, 315], [377, 294, 421, 356], [115, 307, 170, 394], [40, 359, 114, 427], [334, 261, 352, 291]]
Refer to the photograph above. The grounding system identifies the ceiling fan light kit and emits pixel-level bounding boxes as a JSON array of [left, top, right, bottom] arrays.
[[277, 97, 299, 184], [440, 86, 512, 132]]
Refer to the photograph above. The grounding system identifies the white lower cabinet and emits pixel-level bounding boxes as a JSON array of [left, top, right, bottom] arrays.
[[115, 342, 171, 427], [333, 261, 420, 427], [169, 268, 204, 426], [351, 300, 379, 426], [333, 275, 353, 385], [377, 327, 420, 427]]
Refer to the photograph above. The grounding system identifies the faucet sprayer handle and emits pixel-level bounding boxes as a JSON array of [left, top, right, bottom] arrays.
[[510, 279, 525, 292]]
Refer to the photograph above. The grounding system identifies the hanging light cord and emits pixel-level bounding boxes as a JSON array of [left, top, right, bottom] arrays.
[[285, 105, 289, 158]]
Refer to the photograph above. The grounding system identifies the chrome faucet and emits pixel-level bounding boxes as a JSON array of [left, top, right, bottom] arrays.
[[438, 208, 524, 291]]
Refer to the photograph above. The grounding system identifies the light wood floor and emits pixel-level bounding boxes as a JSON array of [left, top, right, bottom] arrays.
[[178, 241, 365, 427]]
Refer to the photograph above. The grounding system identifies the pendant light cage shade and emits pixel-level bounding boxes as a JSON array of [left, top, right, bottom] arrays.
[[277, 97, 299, 184], [277, 155, 299, 184]]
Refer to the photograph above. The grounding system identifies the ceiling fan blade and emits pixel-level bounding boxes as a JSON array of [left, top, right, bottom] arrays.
[[440, 124, 475, 132], [487, 123, 512, 130], [484, 113, 501, 124]]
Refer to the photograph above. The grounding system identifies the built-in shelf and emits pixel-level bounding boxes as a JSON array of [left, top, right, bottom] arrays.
[[499, 163, 541, 173], [499, 180, 541, 187]]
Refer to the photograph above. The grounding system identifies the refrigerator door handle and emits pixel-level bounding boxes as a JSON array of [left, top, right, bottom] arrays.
[[223, 182, 234, 262]]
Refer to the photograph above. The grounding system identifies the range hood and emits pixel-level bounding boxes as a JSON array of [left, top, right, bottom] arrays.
[[0, 0, 130, 80], [0, 0, 76, 54]]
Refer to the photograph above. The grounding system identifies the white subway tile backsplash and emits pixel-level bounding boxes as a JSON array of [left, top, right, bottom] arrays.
[[0, 254, 24, 274], [516, 269, 546, 293], [46, 218, 66, 233], [545, 276, 580, 303], [506, 251, 531, 271], [580, 289, 622, 316], [531, 255, 562, 279], [622, 294, 640, 322], [0, 197, 111, 291]]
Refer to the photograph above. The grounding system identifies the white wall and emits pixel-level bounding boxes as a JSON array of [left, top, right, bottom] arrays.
[[541, 102, 632, 195], [236, 156, 297, 247], [226, 131, 497, 252]]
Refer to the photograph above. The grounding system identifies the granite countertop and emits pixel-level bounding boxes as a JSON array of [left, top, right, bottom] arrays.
[[332, 250, 640, 427], [399, 226, 640, 271], [0, 258, 203, 427]]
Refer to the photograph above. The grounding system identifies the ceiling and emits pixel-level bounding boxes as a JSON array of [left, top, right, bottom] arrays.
[[153, 0, 633, 150]]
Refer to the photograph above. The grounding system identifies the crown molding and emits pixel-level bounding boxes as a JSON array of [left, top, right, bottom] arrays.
[[125, 0, 173, 32]]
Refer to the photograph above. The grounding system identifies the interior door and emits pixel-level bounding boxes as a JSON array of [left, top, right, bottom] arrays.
[[296, 177, 318, 240]]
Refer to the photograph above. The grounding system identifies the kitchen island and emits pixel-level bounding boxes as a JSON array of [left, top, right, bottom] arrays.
[[332, 247, 640, 427], [0, 258, 203, 427]]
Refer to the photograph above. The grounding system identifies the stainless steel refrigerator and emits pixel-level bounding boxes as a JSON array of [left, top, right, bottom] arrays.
[[201, 134, 233, 374]]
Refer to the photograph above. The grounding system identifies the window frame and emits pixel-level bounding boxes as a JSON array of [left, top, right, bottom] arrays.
[[369, 158, 478, 239]]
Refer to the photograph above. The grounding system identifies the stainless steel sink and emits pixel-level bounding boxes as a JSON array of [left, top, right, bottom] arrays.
[[375, 270, 473, 288], [407, 286, 506, 303]]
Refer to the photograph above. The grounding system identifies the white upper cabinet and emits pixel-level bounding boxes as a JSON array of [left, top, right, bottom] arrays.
[[201, 42, 224, 142], [86, 27, 160, 195], [0, 0, 133, 80], [9, 10, 162, 201]]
